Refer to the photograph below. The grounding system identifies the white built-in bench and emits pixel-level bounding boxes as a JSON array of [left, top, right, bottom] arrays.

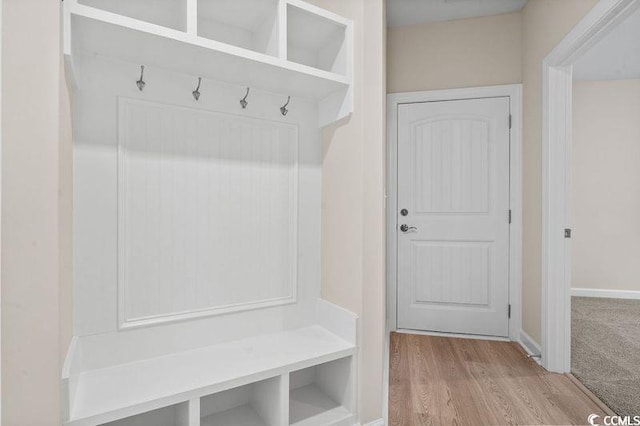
[[63, 300, 358, 426]]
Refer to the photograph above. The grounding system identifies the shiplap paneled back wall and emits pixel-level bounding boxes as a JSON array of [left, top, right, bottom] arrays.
[[119, 100, 299, 328], [73, 54, 321, 361]]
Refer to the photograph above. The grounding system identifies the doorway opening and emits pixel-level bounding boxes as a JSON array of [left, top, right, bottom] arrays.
[[541, 0, 640, 376], [542, 0, 640, 415]]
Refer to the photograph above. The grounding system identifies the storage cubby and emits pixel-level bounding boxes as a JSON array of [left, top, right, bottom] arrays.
[[198, 0, 279, 56], [287, 3, 348, 75], [103, 402, 189, 426], [78, 0, 187, 31], [201, 376, 284, 426], [289, 357, 355, 426]]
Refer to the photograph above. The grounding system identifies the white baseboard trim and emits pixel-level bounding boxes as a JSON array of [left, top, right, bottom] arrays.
[[571, 287, 640, 300], [519, 330, 542, 364], [361, 420, 385, 426]]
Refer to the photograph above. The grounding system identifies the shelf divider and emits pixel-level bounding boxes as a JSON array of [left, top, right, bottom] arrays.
[[186, 0, 197, 36], [278, 0, 288, 60], [281, 374, 291, 426]]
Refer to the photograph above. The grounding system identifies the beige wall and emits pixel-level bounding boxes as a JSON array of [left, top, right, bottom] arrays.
[[521, 0, 598, 344], [387, 12, 522, 93], [308, 0, 387, 423], [361, 0, 386, 420], [1, 0, 72, 424], [571, 79, 640, 292]]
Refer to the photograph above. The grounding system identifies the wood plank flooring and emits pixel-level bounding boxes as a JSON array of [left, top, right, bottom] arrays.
[[389, 332, 608, 425]]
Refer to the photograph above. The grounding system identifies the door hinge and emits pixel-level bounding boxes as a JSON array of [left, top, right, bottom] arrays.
[[565, 228, 572, 238], [508, 209, 512, 224], [508, 304, 511, 319], [509, 114, 512, 129]]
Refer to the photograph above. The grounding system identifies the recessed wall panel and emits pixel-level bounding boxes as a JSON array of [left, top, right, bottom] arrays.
[[118, 99, 298, 328]]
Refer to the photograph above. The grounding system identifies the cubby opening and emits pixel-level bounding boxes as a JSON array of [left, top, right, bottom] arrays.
[[287, 4, 347, 75], [289, 357, 354, 426], [103, 402, 189, 426], [201, 376, 284, 426], [198, 0, 279, 56], [78, 0, 187, 31]]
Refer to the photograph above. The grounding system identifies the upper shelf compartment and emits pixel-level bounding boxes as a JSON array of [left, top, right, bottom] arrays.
[[63, 0, 353, 128], [287, 1, 350, 76], [78, 0, 187, 31], [198, 0, 279, 57]]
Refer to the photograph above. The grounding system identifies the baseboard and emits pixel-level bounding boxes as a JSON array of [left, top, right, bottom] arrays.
[[361, 419, 385, 426], [571, 287, 640, 300], [519, 329, 542, 363]]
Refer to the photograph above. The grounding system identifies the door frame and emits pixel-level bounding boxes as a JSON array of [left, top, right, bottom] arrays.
[[386, 84, 523, 341], [541, 0, 640, 373], [0, 0, 3, 418]]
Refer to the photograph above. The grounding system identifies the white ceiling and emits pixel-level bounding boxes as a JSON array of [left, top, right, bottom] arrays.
[[387, 0, 528, 28], [573, 6, 640, 81]]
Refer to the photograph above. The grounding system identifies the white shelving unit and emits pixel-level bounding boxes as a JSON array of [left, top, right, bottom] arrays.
[[62, 1, 358, 425], [103, 403, 190, 426], [91, 351, 357, 426], [289, 358, 356, 426], [62, 301, 358, 426], [198, 0, 279, 57], [62, 0, 353, 127], [105, 402, 190, 426], [78, 0, 188, 31], [200, 377, 285, 426], [286, 1, 349, 76]]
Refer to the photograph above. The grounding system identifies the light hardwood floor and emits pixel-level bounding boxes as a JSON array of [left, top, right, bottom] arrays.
[[389, 332, 608, 425]]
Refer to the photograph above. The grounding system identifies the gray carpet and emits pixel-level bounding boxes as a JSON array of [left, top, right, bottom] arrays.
[[572, 296, 640, 416]]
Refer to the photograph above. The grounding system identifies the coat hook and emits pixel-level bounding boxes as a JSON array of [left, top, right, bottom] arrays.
[[240, 87, 250, 109], [136, 65, 146, 91], [280, 96, 291, 116], [192, 77, 202, 101]]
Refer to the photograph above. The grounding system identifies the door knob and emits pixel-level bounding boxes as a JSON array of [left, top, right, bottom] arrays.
[[400, 224, 417, 233]]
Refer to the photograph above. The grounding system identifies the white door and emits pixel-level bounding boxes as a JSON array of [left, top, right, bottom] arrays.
[[396, 97, 511, 337]]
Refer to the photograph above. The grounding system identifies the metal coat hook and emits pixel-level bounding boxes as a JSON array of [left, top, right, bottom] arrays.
[[192, 77, 202, 101], [280, 96, 291, 116], [136, 65, 146, 91], [240, 87, 250, 109]]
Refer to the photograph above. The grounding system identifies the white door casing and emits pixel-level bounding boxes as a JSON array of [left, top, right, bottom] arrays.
[[0, 0, 3, 417], [541, 0, 640, 372], [396, 97, 511, 337]]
